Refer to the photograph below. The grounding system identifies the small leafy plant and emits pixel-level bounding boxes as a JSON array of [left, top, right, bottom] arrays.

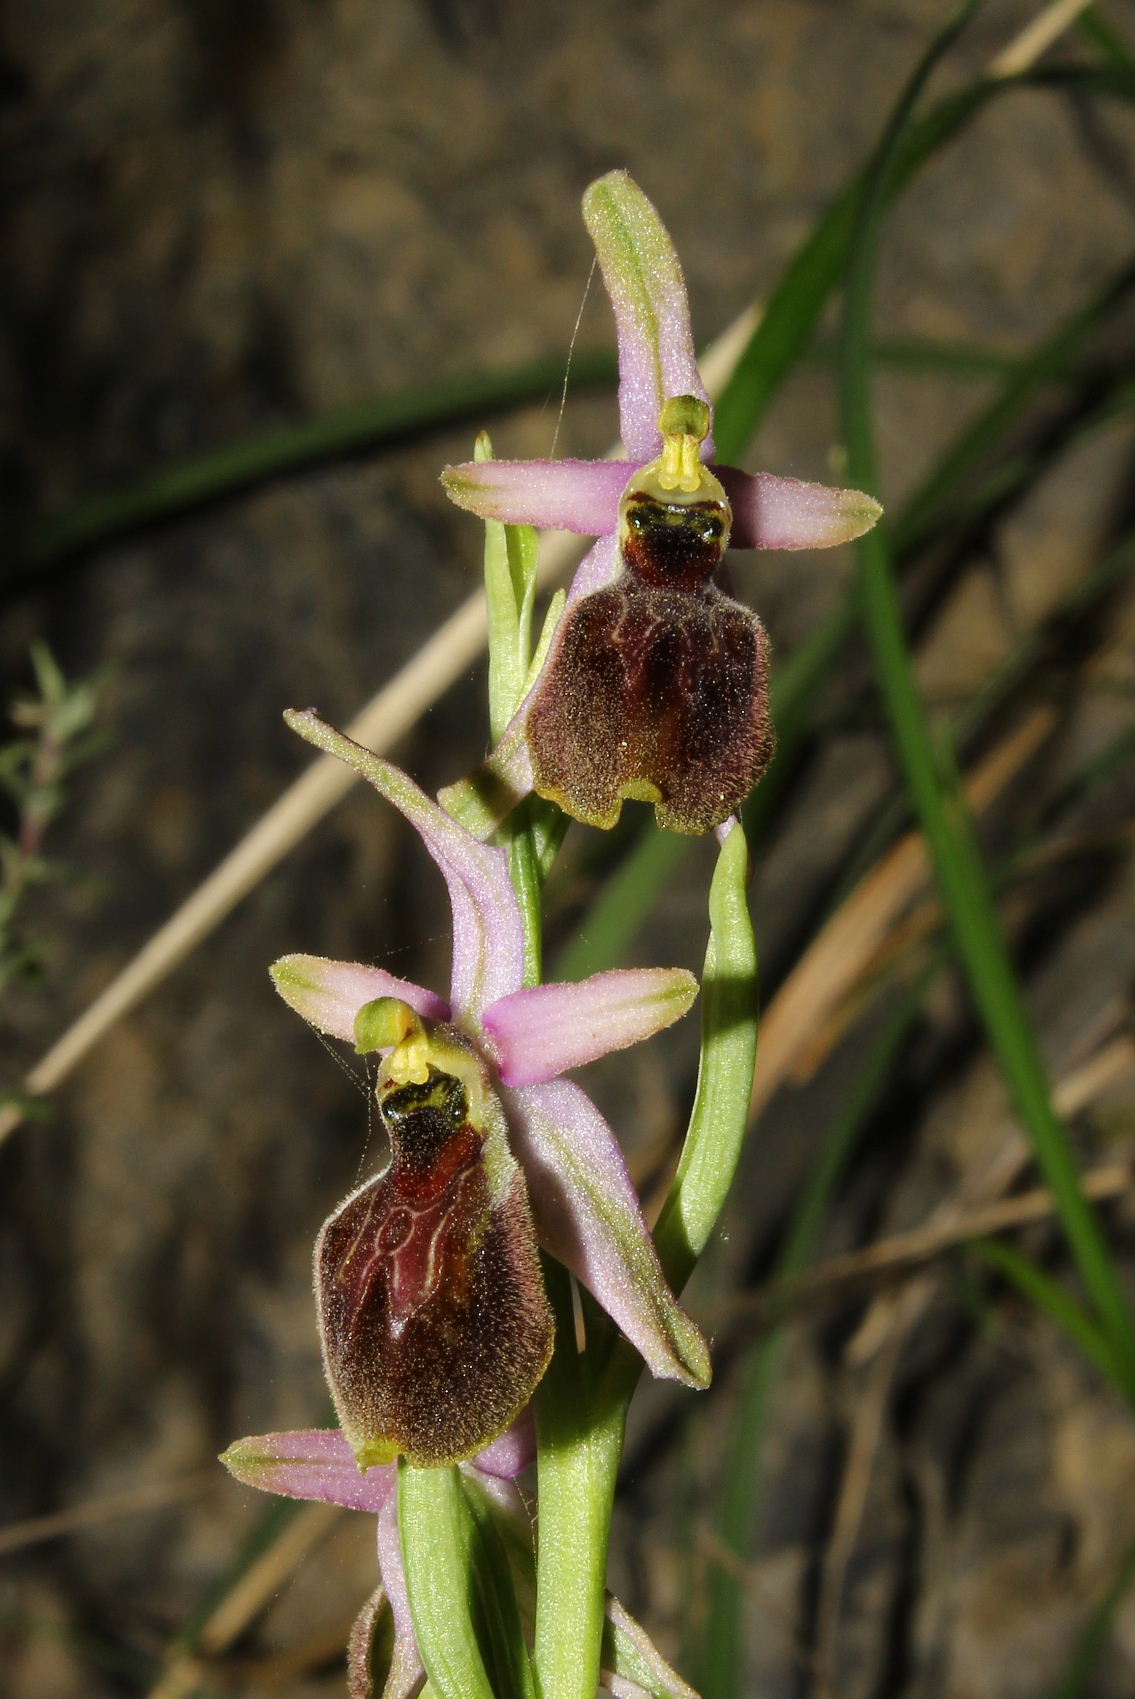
[[0, 642, 102, 997]]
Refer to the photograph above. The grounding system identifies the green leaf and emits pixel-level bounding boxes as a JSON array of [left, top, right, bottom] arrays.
[[532, 1263, 626, 1699], [459, 1473, 539, 1699], [602, 1595, 697, 1698]]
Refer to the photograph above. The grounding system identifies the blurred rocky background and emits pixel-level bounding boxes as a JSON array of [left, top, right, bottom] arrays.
[[4, 1, 1135, 1694]]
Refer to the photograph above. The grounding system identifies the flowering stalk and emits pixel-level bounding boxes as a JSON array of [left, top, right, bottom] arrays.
[[455, 179, 766, 1699], [220, 169, 865, 1698]]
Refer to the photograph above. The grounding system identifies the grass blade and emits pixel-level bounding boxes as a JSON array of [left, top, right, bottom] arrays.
[[840, 5, 1135, 1394], [8, 350, 616, 586], [971, 1235, 1123, 1387]]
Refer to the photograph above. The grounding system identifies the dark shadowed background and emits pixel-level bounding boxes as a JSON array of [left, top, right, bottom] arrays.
[[4, 1, 1135, 1695]]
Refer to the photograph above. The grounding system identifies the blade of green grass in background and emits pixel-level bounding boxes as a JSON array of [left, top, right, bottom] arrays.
[[839, 3, 1135, 1403], [894, 257, 1135, 551], [558, 271, 1135, 982], [712, 61, 1135, 456], [693, 19, 1135, 1694], [695, 608, 1135, 1693], [1053, 1533, 1135, 1698], [811, 333, 1024, 379], [970, 1236, 1124, 1386], [7, 350, 617, 586], [832, 519, 1135, 907], [11, 57, 1135, 595], [1077, 5, 1135, 70]]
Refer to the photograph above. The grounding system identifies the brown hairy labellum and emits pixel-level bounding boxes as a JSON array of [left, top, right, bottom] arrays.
[[527, 397, 775, 835], [316, 1038, 553, 1468]]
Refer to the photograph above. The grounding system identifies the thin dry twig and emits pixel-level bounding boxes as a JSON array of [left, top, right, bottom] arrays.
[[989, 0, 1095, 78], [146, 1501, 341, 1699], [809, 1028, 1133, 1695], [811, 1306, 911, 1699], [845, 1030, 1135, 1364], [740, 1034, 1135, 1327], [0, 1470, 215, 1559], [750, 705, 1057, 1119]]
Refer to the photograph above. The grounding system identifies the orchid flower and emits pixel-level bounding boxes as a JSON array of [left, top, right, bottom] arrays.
[[272, 707, 709, 1473], [440, 171, 882, 836], [221, 1418, 695, 1699]]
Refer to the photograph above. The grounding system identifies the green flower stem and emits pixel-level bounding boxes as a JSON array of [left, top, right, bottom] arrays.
[[532, 826, 758, 1697], [840, 4, 1135, 1395], [479, 437, 539, 746], [481, 497, 631, 1699], [399, 1464, 497, 1699], [577, 826, 757, 1696], [532, 1265, 626, 1699], [479, 478, 544, 982]]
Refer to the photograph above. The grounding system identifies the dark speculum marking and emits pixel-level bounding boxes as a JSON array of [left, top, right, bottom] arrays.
[[620, 492, 729, 592], [316, 1064, 552, 1466], [528, 571, 775, 835]]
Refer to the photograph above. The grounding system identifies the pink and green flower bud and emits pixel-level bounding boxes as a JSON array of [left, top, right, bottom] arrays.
[[316, 1024, 553, 1468]]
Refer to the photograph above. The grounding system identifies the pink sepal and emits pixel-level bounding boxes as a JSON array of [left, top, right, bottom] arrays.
[[719, 465, 882, 550], [483, 969, 697, 1087], [504, 1079, 710, 1389], [271, 955, 449, 1043], [220, 1429, 396, 1514]]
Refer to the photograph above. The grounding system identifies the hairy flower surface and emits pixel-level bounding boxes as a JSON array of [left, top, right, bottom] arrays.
[[441, 171, 882, 834], [274, 709, 709, 1470]]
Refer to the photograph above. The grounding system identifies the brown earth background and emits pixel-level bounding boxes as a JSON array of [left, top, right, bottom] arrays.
[[5, 1, 1135, 1695]]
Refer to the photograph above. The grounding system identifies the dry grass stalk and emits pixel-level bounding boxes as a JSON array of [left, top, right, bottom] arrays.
[[0, 1471, 215, 1559], [145, 1501, 340, 1699], [750, 706, 1058, 1119]]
